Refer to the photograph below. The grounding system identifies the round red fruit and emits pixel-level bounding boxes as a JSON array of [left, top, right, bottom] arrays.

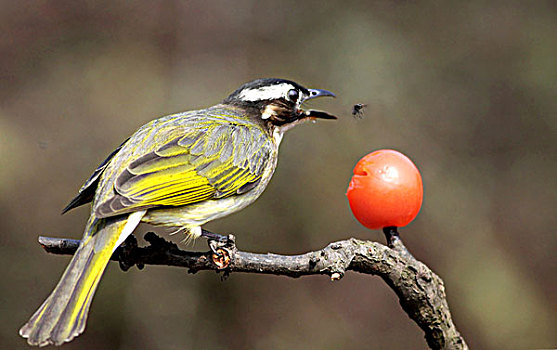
[[346, 149, 423, 229]]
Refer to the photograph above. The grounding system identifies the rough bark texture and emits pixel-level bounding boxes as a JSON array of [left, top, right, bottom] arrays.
[[38, 232, 468, 350]]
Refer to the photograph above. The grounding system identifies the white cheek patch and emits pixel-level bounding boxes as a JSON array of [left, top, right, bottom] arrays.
[[239, 83, 295, 102], [261, 105, 277, 120]]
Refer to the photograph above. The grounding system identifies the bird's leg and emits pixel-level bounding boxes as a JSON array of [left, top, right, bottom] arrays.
[[201, 229, 231, 243], [201, 229, 236, 270]]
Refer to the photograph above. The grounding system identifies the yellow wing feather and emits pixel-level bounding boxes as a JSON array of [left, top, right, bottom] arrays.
[[95, 116, 272, 218]]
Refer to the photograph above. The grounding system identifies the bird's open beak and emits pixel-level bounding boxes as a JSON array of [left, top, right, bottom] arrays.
[[300, 88, 337, 120], [305, 88, 336, 101]]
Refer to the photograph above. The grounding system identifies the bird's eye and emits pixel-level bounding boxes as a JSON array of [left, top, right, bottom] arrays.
[[287, 89, 299, 101]]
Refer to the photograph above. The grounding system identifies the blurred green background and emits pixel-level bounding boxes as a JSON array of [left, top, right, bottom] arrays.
[[1, 1, 556, 349]]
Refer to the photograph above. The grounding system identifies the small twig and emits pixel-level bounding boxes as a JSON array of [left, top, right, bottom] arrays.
[[382, 226, 415, 259], [37, 232, 468, 350]]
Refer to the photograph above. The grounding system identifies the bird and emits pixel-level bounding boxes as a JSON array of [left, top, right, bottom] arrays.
[[19, 78, 336, 346]]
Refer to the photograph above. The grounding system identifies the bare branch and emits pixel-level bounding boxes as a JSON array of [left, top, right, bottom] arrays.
[[38, 232, 468, 350]]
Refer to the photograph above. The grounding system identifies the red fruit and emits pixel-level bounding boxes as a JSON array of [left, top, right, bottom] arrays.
[[346, 149, 423, 229]]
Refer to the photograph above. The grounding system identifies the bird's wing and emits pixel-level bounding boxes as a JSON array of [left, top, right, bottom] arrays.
[[94, 119, 273, 218], [62, 138, 130, 214]]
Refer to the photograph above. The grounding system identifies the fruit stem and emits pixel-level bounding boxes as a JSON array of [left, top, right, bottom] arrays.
[[382, 226, 414, 259], [382, 226, 399, 248]]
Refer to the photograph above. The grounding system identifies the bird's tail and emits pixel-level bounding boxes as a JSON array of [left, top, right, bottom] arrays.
[[19, 211, 145, 346]]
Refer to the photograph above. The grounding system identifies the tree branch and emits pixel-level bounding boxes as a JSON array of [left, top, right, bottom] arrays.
[[37, 232, 468, 350]]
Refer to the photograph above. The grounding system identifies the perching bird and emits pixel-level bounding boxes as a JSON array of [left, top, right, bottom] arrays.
[[19, 78, 336, 346]]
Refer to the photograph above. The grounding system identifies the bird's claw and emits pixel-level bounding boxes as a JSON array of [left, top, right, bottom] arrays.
[[118, 234, 139, 271], [211, 247, 231, 269], [203, 231, 236, 269]]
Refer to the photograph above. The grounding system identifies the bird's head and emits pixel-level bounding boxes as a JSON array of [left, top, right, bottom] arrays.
[[223, 78, 337, 131]]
